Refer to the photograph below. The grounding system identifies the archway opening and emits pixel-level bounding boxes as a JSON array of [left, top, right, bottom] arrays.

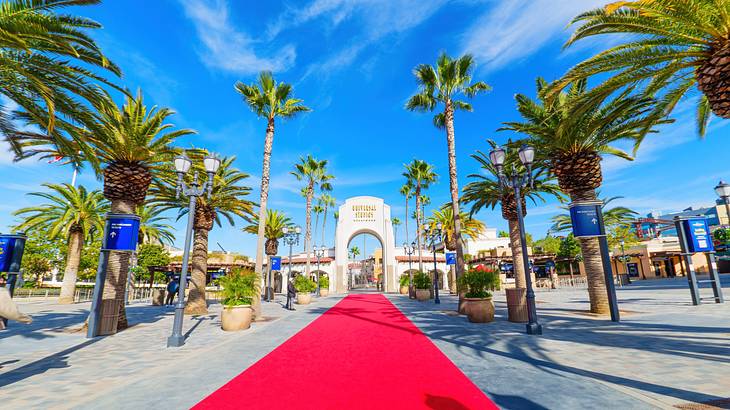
[[347, 232, 385, 291]]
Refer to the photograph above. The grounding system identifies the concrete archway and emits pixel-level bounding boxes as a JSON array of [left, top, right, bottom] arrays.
[[335, 197, 397, 293]]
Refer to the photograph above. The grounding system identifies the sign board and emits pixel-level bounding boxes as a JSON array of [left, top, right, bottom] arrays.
[[569, 202, 603, 237], [271, 256, 282, 271], [445, 252, 456, 265], [0, 234, 26, 273], [103, 214, 140, 251], [683, 218, 714, 253]]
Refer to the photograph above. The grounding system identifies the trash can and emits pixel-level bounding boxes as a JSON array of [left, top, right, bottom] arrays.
[[506, 288, 528, 323]]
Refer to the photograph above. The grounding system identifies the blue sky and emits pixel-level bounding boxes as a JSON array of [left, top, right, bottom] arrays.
[[1, 0, 729, 257]]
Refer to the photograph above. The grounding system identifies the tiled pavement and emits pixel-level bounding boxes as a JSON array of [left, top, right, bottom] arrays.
[[1, 276, 728, 409]]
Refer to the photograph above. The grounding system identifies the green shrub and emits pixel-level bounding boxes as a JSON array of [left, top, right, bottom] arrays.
[[413, 271, 431, 290], [399, 274, 410, 287], [464, 267, 500, 298], [294, 275, 316, 292], [319, 274, 329, 288], [218, 268, 260, 307]]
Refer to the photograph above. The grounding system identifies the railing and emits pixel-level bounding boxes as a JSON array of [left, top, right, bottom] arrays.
[[11, 288, 61, 300], [555, 276, 588, 289], [15, 286, 226, 304]]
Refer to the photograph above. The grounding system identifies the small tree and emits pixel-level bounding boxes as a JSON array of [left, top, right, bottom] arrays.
[[136, 244, 171, 287]]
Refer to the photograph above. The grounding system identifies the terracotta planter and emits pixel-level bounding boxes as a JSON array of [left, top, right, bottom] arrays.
[[465, 297, 494, 323], [221, 305, 252, 331], [399, 286, 409, 295], [319, 288, 329, 297], [415, 289, 430, 301], [297, 293, 312, 305]]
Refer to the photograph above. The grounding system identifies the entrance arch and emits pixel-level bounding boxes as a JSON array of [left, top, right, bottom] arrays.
[[335, 197, 397, 293]]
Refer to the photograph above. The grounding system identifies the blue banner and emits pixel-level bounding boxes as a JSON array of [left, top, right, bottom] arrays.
[[569, 203, 603, 237], [445, 252, 456, 265], [683, 218, 714, 253], [271, 256, 282, 271], [103, 214, 140, 251]]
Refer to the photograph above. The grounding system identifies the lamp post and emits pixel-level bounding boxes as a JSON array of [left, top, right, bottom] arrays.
[[403, 241, 416, 298], [714, 180, 730, 227], [282, 225, 301, 309], [167, 153, 221, 348], [314, 246, 325, 296], [424, 224, 443, 304], [620, 239, 631, 285], [489, 144, 542, 335]]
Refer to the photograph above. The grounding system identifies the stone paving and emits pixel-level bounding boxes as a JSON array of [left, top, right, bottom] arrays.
[[0, 276, 728, 409]]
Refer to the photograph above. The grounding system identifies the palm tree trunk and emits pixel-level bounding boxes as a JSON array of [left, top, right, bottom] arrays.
[[101, 198, 135, 331], [415, 186, 424, 271], [321, 204, 328, 246], [572, 188, 609, 314], [58, 230, 84, 304], [305, 183, 313, 276], [444, 101, 466, 281], [314, 211, 320, 248], [253, 118, 275, 319], [508, 219, 530, 288], [185, 228, 209, 315], [404, 196, 410, 246]]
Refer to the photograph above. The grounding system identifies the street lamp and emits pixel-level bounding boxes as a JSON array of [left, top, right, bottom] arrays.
[[403, 241, 416, 298], [714, 180, 730, 226], [424, 223, 443, 304], [167, 153, 221, 348], [489, 144, 542, 335], [314, 245, 325, 296], [282, 225, 301, 310], [620, 239, 631, 285]]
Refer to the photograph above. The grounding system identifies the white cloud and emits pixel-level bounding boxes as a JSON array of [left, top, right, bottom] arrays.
[[179, 0, 296, 74], [461, 0, 607, 72]]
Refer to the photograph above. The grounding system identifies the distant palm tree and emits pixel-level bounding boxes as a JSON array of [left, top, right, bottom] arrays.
[[152, 155, 253, 315], [14, 184, 106, 304], [403, 160, 437, 272], [501, 78, 667, 314], [312, 203, 324, 246], [236, 71, 310, 302], [0, 0, 121, 148], [319, 193, 336, 246], [406, 52, 490, 281], [551, 0, 730, 135], [392, 217, 401, 244], [462, 141, 563, 289], [243, 209, 293, 257], [399, 184, 413, 246], [136, 205, 175, 246], [550, 196, 638, 234], [291, 155, 334, 276]]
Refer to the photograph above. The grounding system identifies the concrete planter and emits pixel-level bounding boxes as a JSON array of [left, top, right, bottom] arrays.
[[465, 297, 494, 323], [297, 293, 312, 305], [415, 289, 430, 301], [319, 289, 329, 297], [399, 286, 409, 295], [221, 305, 252, 331]]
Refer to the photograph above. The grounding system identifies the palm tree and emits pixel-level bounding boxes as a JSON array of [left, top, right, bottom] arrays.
[[399, 184, 413, 246], [406, 52, 491, 281], [312, 203, 324, 247], [550, 196, 639, 234], [291, 155, 334, 276], [14, 184, 106, 304], [136, 205, 175, 246], [319, 193, 335, 246], [0, 0, 121, 149], [551, 0, 730, 135], [392, 217, 401, 244], [426, 206, 485, 251], [501, 78, 667, 314], [152, 155, 253, 315], [243, 209, 293, 257], [236, 71, 310, 303], [403, 160, 437, 272], [463, 145, 562, 289]]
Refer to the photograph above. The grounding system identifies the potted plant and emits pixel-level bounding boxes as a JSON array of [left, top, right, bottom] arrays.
[[319, 274, 330, 297], [399, 274, 410, 295], [413, 271, 431, 301], [218, 268, 259, 331], [463, 267, 500, 323], [295, 275, 316, 305]]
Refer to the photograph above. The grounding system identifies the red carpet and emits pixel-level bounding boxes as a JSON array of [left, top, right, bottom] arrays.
[[194, 294, 497, 410]]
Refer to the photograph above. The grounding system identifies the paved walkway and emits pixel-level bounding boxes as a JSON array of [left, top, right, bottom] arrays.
[[1, 276, 728, 409]]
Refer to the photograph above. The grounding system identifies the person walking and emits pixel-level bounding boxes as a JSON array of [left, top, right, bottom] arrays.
[[166, 277, 179, 306], [285, 273, 297, 311]]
